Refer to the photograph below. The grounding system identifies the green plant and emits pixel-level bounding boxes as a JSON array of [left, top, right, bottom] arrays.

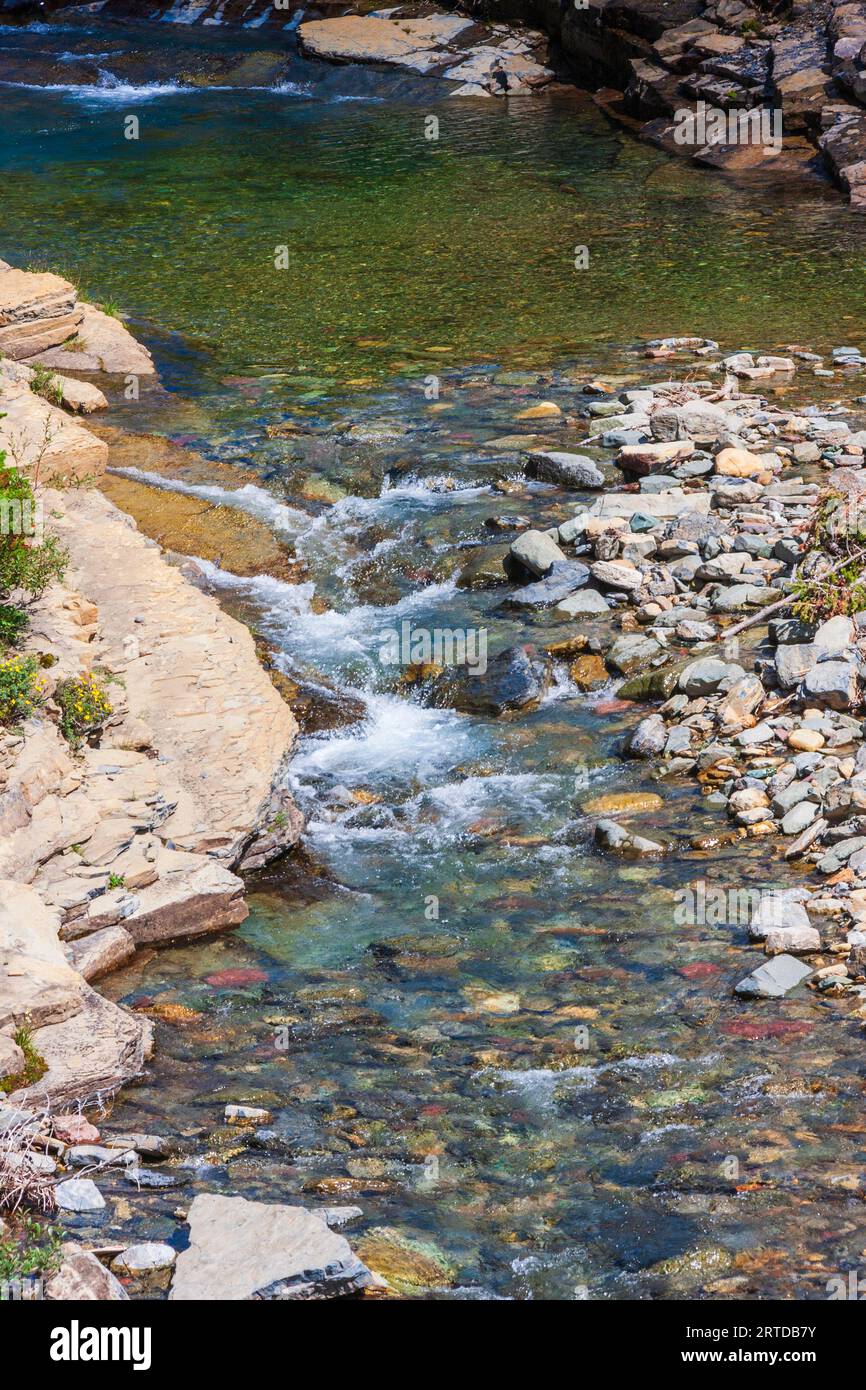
[[792, 562, 866, 622], [107, 873, 125, 890], [55, 673, 112, 745], [29, 365, 63, 407], [0, 456, 68, 605], [98, 299, 121, 319], [0, 1219, 62, 1285], [0, 1027, 47, 1093], [0, 604, 28, 650], [0, 654, 45, 725]]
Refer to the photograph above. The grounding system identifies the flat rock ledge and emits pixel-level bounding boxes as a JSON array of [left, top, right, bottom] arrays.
[[0, 484, 302, 1110], [298, 12, 553, 97], [0, 260, 156, 482]]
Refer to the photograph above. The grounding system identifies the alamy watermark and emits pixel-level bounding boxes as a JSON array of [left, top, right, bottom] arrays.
[[378, 620, 488, 675], [674, 879, 769, 927], [0, 497, 43, 541]]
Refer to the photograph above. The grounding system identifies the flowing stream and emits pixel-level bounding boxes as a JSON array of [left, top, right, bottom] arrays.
[[6, 13, 866, 1299]]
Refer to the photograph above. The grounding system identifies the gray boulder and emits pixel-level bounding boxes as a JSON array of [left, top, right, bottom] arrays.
[[803, 659, 859, 710], [678, 658, 744, 698], [626, 713, 667, 758], [506, 560, 589, 609], [170, 1194, 373, 1301], [775, 642, 820, 688], [508, 529, 567, 579], [607, 634, 664, 677], [430, 644, 550, 715], [554, 588, 610, 617], [734, 953, 813, 998], [748, 892, 811, 941], [525, 451, 604, 489]]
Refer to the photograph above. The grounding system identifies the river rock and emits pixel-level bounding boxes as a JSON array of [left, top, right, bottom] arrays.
[[169, 1193, 373, 1300], [554, 588, 610, 617], [650, 401, 731, 442], [714, 446, 766, 478], [678, 658, 744, 698], [590, 559, 644, 591], [112, 1243, 177, 1292], [748, 893, 811, 940], [430, 644, 549, 715], [803, 659, 859, 709], [626, 713, 667, 757], [771, 781, 815, 817], [718, 675, 764, 729], [594, 818, 666, 855], [525, 450, 604, 488], [734, 953, 814, 998], [618, 663, 684, 701], [595, 490, 710, 519], [607, 634, 663, 676], [55, 1178, 106, 1213], [781, 799, 819, 835], [505, 561, 590, 608], [569, 653, 608, 690], [616, 441, 694, 476], [45, 1244, 128, 1301], [814, 614, 855, 655], [788, 728, 825, 752], [508, 529, 567, 578], [764, 925, 821, 955], [775, 642, 821, 688], [456, 543, 510, 589], [583, 791, 664, 815], [299, 13, 472, 68], [712, 583, 780, 613]]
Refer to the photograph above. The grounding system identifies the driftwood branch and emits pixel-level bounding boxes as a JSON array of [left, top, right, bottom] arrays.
[[715, 546, 866, 645]]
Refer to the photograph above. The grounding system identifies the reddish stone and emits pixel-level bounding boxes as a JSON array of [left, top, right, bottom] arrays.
[[52, 1114, 100, 1144], [720, 1018, 813, 1041], [594, 698, 635, 715], [204, 968, 268, 988], [679, 962, 723, 980]]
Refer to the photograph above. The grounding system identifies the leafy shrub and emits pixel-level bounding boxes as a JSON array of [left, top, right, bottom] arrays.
[[0, 1218, 62, 1283], [0, 655, 45, 724], [55, 673, 112, 745], [0, 604, 28, 650], [0, 456, 67, 605]]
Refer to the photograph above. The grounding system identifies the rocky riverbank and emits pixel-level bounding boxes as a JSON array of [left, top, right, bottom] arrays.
[[0, 264, 302, 1108], [39, 0, 866, 209], [0, 262, 385, 1300], [293, 1, 866, 205], [475, 335, 866, 1011]]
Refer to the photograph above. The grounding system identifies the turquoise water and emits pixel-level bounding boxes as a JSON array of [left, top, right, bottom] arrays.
[[6, 14, 866, 1299]]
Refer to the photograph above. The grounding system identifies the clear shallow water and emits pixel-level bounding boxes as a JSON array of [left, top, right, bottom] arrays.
[[8, 15, 866, 1298], [4, 15, 866, 385]]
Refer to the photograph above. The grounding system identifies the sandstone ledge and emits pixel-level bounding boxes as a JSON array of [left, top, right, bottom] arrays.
[[0, 481, 304, 1110]]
